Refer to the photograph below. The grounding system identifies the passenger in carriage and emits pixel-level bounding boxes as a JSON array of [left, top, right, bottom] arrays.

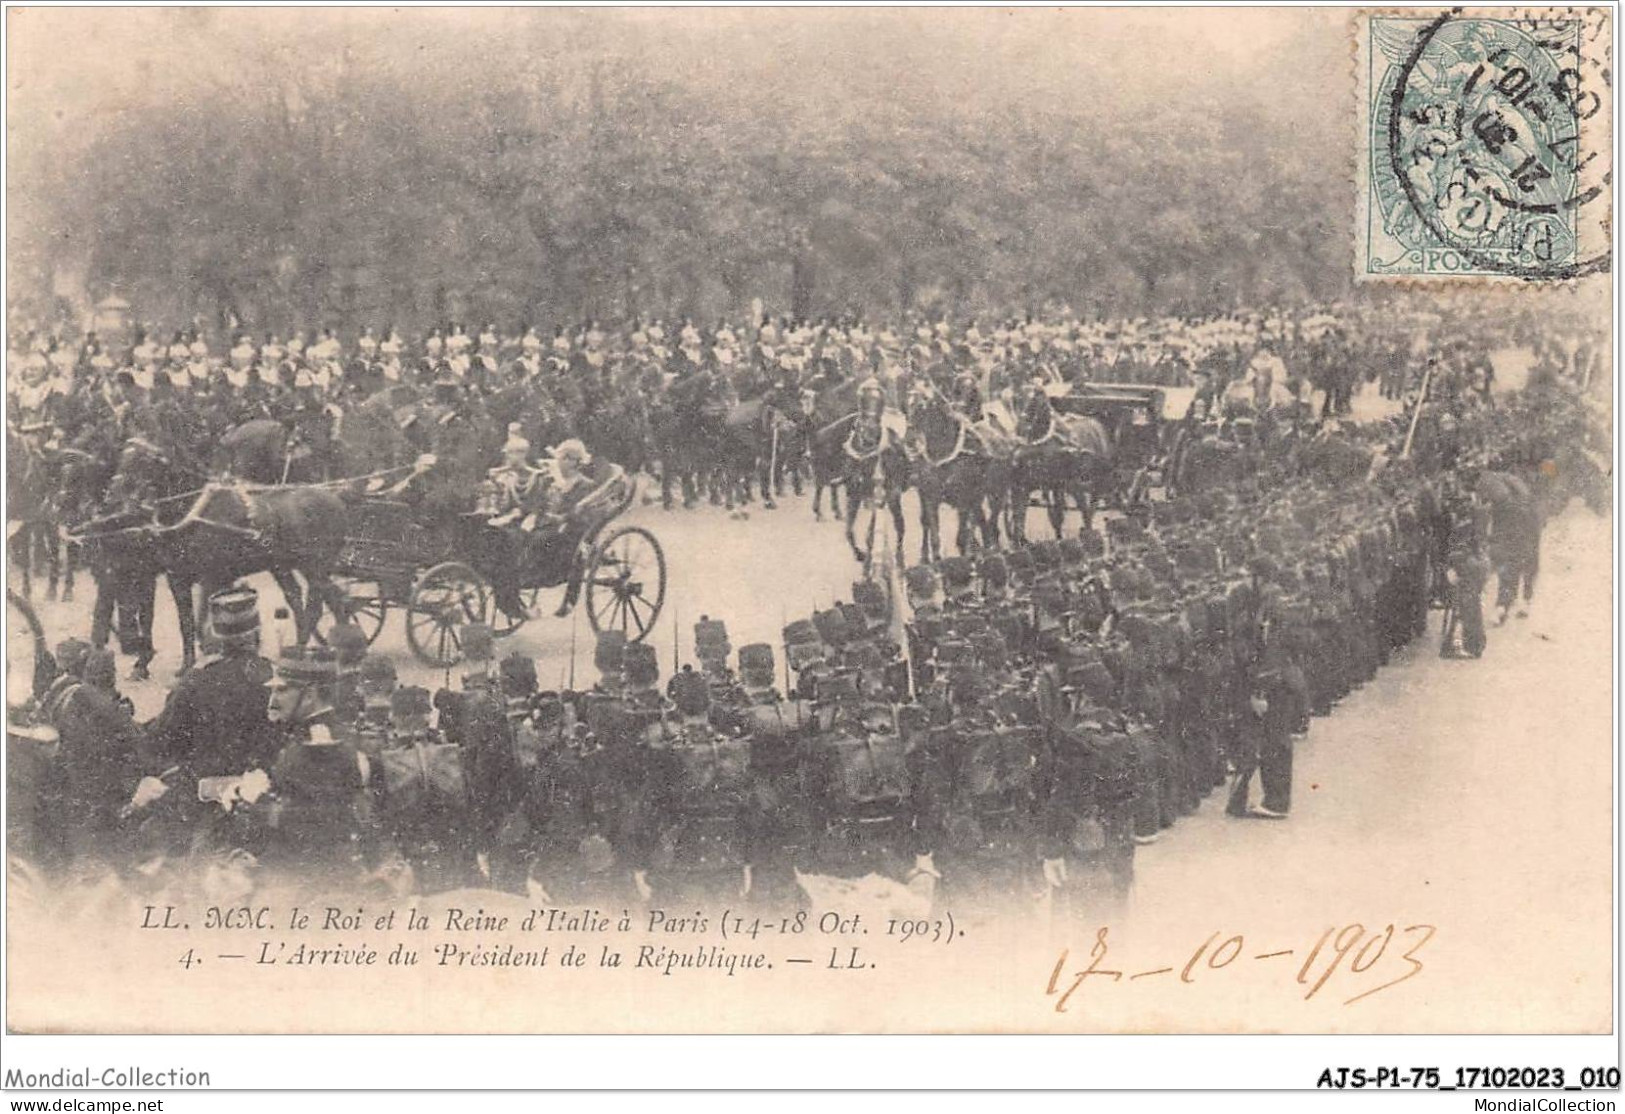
[[486, 427, 546, 529]]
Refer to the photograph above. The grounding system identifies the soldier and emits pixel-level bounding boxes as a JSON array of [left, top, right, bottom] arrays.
[[1224, 654, 1294, 820], [132, 586, 278, 847], [1441, 481, 1491, 659], [45, 647, 142, 870], [636, 666, 761, 906], [265, 647, 378, 886], [372, 684, 476, 894], [434, 624, 524, 884]]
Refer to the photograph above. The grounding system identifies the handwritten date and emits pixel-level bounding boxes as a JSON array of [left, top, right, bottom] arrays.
[[1045, 923, 1436, 1012]]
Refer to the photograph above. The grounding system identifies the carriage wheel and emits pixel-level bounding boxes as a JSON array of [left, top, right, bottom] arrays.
[[585, 526, 666, 644], [485, 586, 541, 639], [316, 577, 389, 646], [407, 561, 489, 667]]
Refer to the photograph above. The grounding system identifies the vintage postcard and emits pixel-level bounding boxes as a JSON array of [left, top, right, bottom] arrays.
[[2, 5, 1614, 1052]]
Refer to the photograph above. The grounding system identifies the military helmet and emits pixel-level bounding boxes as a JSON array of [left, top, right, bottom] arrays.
[[737, 643, 776, 690], [1004, 546, 1037, 584], [904, 565, 943, 610], [208, 584, 261, 651], [622, 642, 659, 690], [851, 580, 890, 623], [812, 606, 853, 648], [499, 651, 539, 698], [389, 685, 433, 730], [594, 630, 627, 679], [669, 666, 711, 717], [694, 616, 731, 663]]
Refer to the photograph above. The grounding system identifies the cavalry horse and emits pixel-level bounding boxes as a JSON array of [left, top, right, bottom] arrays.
[[797, 374, 909, 564], [1006, 384, 1114, 541], [905, 388, 1011, 564]]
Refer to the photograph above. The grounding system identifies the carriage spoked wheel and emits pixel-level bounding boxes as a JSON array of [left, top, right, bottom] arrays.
[[585, 526, 666, 644], [316, 577, 389, 646], [483, 586, 541, 639], [407, 561, 490, 666]]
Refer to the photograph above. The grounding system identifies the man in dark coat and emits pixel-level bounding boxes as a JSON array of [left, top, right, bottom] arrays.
[[47, 648, 142, 867], [138, 585, 277, 809]]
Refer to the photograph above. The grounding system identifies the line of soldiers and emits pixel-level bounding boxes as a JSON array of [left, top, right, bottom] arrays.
[[11, 464, 1443, 923], [7, 371, 1598, 919]]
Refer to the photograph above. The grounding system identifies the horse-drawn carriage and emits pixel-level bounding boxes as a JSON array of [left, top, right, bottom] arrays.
[[325, 462, 667, 667], [1051, 382, 1169, 505]]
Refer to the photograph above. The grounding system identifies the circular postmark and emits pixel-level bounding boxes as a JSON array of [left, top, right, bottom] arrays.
[[1385, 8, 1611, 279]]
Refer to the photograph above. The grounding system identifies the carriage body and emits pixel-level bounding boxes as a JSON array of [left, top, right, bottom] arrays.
[[1053, 382, 1167, 503], [329, 464, 666, 667]]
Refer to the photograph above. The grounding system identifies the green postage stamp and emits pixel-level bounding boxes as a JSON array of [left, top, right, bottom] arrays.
[[1357, 8, 1611, 281]]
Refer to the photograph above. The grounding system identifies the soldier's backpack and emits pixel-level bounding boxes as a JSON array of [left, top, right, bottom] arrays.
[[942, 723, 1040, 857], [376, 741, 469, 815], [821, 711, 911, 814], [654, 730, 754, 873]]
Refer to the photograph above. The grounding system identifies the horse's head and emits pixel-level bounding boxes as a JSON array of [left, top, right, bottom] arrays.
[[111, 436, 181, 504]]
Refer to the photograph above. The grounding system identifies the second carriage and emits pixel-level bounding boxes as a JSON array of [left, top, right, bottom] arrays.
[[325, 463, 667, 667]]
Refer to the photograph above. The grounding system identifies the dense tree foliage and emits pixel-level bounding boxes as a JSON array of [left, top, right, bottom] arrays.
[[9, 9, 1353, 332]]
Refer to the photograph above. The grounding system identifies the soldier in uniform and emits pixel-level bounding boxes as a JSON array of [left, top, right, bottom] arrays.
[[45, 647, 141, 871], [434, 624, 524, 884], [1441, 477, 1491, 659], [636, 665, 762, 906], [131, 586, 278, 855], [265, 648, 379, 887]]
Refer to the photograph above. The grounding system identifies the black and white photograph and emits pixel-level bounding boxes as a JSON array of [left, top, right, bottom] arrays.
[[1, 3, 1615, 1067]]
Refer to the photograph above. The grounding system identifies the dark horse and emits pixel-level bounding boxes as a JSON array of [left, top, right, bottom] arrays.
[[6, 427, 66, 600], [90, 442, 352, 673], [1008, 386, 1114, 542], [905, 390, 1011, 564], [716, 398, 803, 514], [215, 416, 337, 485]]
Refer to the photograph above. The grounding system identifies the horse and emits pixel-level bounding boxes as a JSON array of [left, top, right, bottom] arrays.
[[714, 398, 803, 514], [1007, 386, 1113, 541], [215, 413, 345, 486], [814, 407, 909, 566], [652, 370, 727, 510], [6, 427, 65, 600], [92, 442, 352, 673], [904, 389, 1011, 564]]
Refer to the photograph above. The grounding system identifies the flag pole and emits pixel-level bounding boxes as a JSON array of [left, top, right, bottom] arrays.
[[1401, 358, 1436, 459]]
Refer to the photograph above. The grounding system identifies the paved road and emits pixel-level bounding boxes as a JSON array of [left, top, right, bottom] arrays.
[[1119, 499, 1613, 1031]]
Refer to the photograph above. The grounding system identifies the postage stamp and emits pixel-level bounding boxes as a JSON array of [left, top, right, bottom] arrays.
[[1357, 8, 1612, 281]]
